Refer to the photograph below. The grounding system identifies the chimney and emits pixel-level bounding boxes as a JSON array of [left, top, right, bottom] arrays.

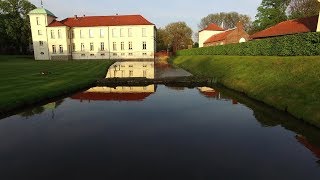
[[236, 21, 244, 30], [74, 15, 78, 19]]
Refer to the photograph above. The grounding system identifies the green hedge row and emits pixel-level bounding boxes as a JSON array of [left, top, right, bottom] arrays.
[[177, 32, 320, 56]]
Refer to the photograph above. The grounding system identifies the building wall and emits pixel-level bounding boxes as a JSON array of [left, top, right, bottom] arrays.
[[29, 14, 56, 60], [85, 85, 155, 93], [199, 30, 223, 48], [106, 61, 155, 79], [30, 13, 156, 60]]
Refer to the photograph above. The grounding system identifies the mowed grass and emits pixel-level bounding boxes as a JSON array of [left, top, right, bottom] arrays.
[[0, 56, 114, 113], [172, 55, 320, 127]]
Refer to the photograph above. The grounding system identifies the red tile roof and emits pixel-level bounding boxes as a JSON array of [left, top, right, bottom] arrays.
[[250, 16, 318, 39], [71, 92, 153, 101], [204, 29, 234, 44], [48, 15, 154, 27], [200, 23, 224, 32]]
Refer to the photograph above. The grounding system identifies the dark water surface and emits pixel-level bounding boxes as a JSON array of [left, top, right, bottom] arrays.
[[1, 85, 320, 180]]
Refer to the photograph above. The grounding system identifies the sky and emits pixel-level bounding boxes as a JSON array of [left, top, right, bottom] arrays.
[[29, 0, 262, 31]]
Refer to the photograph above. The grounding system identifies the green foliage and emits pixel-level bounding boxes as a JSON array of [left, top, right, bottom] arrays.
[[0, 0, 36, 54], [252, 0, 290, 33], [199, 12, 252, 31], [156, 28, 168, 51], [172, 55, 320, 127], [288, 0, 320, 19], [177, 32, 320, 56], [0, 56, 114, 113]]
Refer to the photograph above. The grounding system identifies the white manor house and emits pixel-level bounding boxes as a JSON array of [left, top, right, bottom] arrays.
[[28, 8, 156, 60]]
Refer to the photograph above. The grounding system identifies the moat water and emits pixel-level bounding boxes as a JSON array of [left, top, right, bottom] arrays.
[[0, 62, 319, 179]]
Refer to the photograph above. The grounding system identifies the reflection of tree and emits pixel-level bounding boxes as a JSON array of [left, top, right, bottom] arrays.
[[166, 86, 185, 91], [19, 106, 45, 119], [55, 100, 64, 108]]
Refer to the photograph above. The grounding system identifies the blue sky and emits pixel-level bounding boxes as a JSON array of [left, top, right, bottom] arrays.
[[29, 0, 262, 31]]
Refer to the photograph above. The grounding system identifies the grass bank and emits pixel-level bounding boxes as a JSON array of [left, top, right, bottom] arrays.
[[0, 56, 114, 114], [171, 55, 320, 127]]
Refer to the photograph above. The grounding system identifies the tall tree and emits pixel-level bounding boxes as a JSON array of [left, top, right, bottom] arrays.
[[156, 28, 168, 51], [0, 0, 36, 54], [288, 0, 320, 19], [162, 22, 193, 53], [198, 12, 252, 31], [252, 0, 291, 33]]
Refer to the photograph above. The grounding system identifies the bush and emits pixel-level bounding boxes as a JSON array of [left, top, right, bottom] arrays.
[[177, 32, 320, 56]]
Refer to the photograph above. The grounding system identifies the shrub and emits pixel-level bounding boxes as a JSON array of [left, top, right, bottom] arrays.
[[177, 32, 320, 56]]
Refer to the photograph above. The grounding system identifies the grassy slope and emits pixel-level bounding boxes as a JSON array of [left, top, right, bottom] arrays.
[[172, 55, 320, 127], [0, 56, 114, 113]]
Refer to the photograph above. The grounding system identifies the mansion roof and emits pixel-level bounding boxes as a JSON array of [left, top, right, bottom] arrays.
[[47, 15, 154, 27], [204, 28, 235, 44], [250, 16, 319, 39]]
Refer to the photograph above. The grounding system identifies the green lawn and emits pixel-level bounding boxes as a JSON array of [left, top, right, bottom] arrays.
[[172, 55, 320, 127], [0, 56, 114, 113]]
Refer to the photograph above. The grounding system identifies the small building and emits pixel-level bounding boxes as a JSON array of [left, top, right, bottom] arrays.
[[198, 24, 225, 48], [28, 8, 156, 60], [250, 15, 320, 40], [203, 22, 249, 47]]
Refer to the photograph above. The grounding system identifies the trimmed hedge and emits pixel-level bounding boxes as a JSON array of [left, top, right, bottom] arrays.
[[177, 32, 320, 56]]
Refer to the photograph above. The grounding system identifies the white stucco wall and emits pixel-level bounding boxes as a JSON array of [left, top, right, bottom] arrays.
[[198, 30, 223, 48]]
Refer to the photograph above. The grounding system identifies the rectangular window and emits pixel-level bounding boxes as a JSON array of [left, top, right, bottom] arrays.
[[52, 45, 56, 54], [129, 70, 133, 77], [80, 30, 84, 38], [100, 42, 105, 51], [36, 17, 40, 25], [112, 29, 117, 37], [143, 70, 147, 77], [71, 30, 75, 38], [72, 43, 75, 52], [89, 29, 94, 38], [59, 45, 63, 53], [81, 43, 85, 51], [128, 41, 133, 50], [51, 30, 55, 39], [128, 28, 133, 37], [90, 43, 94, 51], [100, 29, 105, 38], [120, 28, 125, 37], [113, 42, 117, 51], [143, 53, 147, 56], [128, 53, 133, 56], [58, 30, 62, 39], [142, 41, 147, 50], [142, 28, 146, 37], [39, 41, 44, 46], [38, 30, 42, 35], [121, 42, 124, 50], [68, 45, 71, 53], [113, 53, 117, 56]]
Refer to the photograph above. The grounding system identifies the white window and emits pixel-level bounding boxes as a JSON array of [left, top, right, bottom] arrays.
[[142, 41, 147, 50], [100, 42, 105, 51], [113, 53, 117, 56], [129, 70, 133, 77], [142, 28, 146, 37], [113, 42, 117, 51], [59, 45, 63, 53], [36, 17, 40, 25], [71, 30, 75, 38], [51, 30, 55, 39], [58, 30, 62, 39], [120, 28, 125, 37], [72, 43, 75, 52], [80, 30, 84, 38], [39, 41, 44, 46], [128, 53, 133, 56], [81, 43, 85, 51], [142, 53, 147, 56], [129, 41, 133, 50], [89, 29, 94, 38], [38, 30, 42, 35], [128, 28, 133, 37], [90, 43, 94, 51], [112, 29, 117, 37], [52, 45, 56, 54], [100, 29, 105, 38], [121, 42, 124, 50]]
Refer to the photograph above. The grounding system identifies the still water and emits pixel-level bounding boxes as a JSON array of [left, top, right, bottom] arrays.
[[0, 62, 320, 179]]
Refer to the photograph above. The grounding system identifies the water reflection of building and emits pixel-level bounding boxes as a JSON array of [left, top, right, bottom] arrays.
[[71, 85, 156, 102], [296, 135, 320, 161], [106, 61, 155, 79], [198, 87, 238, 104]]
